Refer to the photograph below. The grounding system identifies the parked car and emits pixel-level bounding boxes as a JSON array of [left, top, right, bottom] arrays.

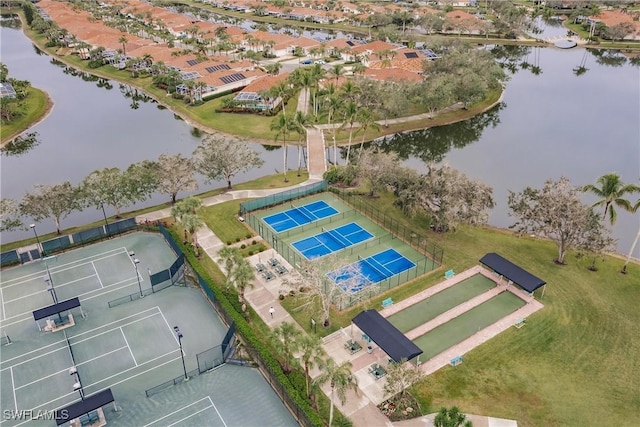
[[301, 59, 312, 65], [314, 59, 326, 65]]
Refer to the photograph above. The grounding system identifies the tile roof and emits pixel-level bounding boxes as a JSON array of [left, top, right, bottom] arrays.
[[363, 67, 422, 83]]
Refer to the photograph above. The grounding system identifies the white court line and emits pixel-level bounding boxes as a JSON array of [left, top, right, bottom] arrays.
[[209, 397, 228, 427], [10, 366, 17, 412], [0, 345, 68, 372], [120, 327, 138, 366], [0, 287, 5, 321], [4, 275, 97, 304], [0, 276, 149, 327], [167, 403, 218, 427], [1, 248, 130, 288], [1, 307, 161, 366], [158, 307, 181, 346], [92, 261, 104, 288], [82, 350, 182, 392], [143, 397, 212, 427], [14, 365, 73, 391]]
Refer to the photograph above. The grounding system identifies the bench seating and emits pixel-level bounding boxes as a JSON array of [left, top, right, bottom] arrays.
[[255, 263, 266, 272], [262, 271, 275, 281], [450, 356, 463, 366], [444, 269, 455, 279], [381, 298, 393, 308], [514, 318, 526, 329]]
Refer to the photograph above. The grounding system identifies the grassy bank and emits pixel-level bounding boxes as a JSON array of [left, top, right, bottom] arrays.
[[0, 86, 52, 145], [241, 190, 639, 426]]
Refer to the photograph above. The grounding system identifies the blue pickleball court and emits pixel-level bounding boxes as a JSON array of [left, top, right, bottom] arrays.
[[292, 223, 373, 259], [263, 201, 338, 233], [327, 249, 417, 293]]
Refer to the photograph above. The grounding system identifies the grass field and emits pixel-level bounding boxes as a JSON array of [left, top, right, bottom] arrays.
[[387, 274, 496, 333]]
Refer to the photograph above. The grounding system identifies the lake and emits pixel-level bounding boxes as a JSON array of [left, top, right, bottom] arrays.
[[1, 23, 638, 258]]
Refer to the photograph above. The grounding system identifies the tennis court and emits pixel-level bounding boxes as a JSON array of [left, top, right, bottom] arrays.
[[327, 249, 416, 292], [412, 291, 526, 360], [0, 233, 296, 427], [292, 222, 374, 259], [387, 274, 496, 333], [263, 200, 338, 233]]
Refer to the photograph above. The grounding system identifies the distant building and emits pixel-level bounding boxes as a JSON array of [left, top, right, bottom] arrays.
[[0, 82, 17, 99]]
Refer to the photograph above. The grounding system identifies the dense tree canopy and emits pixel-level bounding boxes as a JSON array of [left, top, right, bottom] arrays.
[[20, 182, 82, 234]]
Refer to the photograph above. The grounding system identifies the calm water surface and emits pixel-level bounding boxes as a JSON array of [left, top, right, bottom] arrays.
[[1, 24, 638, 258]]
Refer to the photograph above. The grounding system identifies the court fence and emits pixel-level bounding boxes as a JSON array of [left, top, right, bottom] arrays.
[[144, 368, 200, 398], [107, 253, 186, 308], [1, 218, 137, 267], [239, 180, 327, 214], [158, 225, 320, 427], [330, 188, 444, 267]]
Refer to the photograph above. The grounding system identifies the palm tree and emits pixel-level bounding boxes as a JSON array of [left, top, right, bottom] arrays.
[[583, 173, 640, 225], [340, 101, 358, 165], [621, 200, 640, 274], [118, 35, 128, 55], [298, 335, 325, 398], [356, 107, 380, 159], [325, 95, 342, 165], [270, 322, 302, 373], [218, 246, 241, 291], [292, 111, 310, 176], [313, 359, 358, 426], [180, 214, 203, 257], [270, 114, 293, 182], [328, 64, 345, 83], [434, 406, 472, 427]]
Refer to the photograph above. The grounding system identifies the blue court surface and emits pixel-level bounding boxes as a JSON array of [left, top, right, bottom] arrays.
[[292, 223, 373, 259], [327, 249, 416, 292], [263, 201, 338, 233]]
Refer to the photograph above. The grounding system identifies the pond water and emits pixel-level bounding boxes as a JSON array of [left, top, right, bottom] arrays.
[[0, 23, 299, 244], [376, 45, 639, 258], [1, 23, 638, 258]]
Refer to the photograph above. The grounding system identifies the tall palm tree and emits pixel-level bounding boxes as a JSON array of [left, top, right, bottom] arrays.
[[356, 107, 380, 159], [180, 214, 203, 257], [298, 335, 325, 398], [325, 95, 342, 165], [340, 101, 358, 165], [270, 322, 302, 373], [622, 199, 640, 274], [583, 173, 640, 225], [313, 359, 358, 426], [292, 111, 310, 176], [118, 35, 128, 55], [328, 64, 345, 83], [271, 114, 293, 182]]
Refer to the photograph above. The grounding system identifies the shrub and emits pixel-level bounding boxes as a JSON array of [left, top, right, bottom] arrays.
[[279, 294, 285, 300], [246, 233, 252, 239], [248, 250, 254, 256], [226, 240, 232, 245], [235, 237, 241, 243], [240, 244, 246, 249], [252, 240, 257, 245]]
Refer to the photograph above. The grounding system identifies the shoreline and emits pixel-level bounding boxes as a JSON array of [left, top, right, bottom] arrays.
[[0, 88, 54, 147]]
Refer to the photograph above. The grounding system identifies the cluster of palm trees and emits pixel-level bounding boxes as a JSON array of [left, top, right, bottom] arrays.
[[265, 65, 382, 181]]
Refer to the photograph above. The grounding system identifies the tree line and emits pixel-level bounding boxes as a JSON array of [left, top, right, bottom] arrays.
[[0, 136, 263, 235]]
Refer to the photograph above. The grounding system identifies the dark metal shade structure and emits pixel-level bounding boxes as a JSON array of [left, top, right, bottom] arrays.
[[32, 297, 81, 321], [479, 252, 546, 293], [55, 388, 114, 425], [352, 310, 423, 362]]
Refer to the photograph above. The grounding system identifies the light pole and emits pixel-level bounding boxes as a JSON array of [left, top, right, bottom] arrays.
[[100, 202, 110, 237], [30, 224, 44, 256], [174, 326, 188, 381], [129, 252, 143, 297], [69, 367, 84, 400]]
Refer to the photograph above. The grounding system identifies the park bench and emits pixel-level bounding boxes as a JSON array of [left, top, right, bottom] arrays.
[[255, 263, 266, 272], [450, 356, 463, 366], [514, 318, 526, 329], [444, 269, 455, 279], [381, 298, 393, 308]]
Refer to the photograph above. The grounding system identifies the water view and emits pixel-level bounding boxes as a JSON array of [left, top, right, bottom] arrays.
[[1, 23, 638, 258]]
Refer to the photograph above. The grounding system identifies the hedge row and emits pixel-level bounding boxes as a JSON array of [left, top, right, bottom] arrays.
[[165, 227, 324, 427]]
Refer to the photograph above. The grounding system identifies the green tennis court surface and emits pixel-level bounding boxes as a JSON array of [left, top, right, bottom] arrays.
[[388, 274, 496, 333], [0, 233, 296, 427], [413, 291, 526, 360]]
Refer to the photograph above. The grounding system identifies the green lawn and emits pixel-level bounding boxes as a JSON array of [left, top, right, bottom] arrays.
[[277, 192, 640, 426], [1, 86, 50, 144]]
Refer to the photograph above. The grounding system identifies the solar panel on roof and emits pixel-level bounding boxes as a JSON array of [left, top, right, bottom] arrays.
[[404, 52, 418, 59], [181, 71, 201, 80], [205, 64, 231, 73], [186, 59, 199, 66], [220, 73, 246, 85], [346, 40, 355, 46]]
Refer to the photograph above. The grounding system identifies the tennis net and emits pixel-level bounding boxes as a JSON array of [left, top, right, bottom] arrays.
[[322, 227, 350, 248], [63, 330, 77, 366], [358, 255, 393, 281], [291, 204, 315, 222]]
